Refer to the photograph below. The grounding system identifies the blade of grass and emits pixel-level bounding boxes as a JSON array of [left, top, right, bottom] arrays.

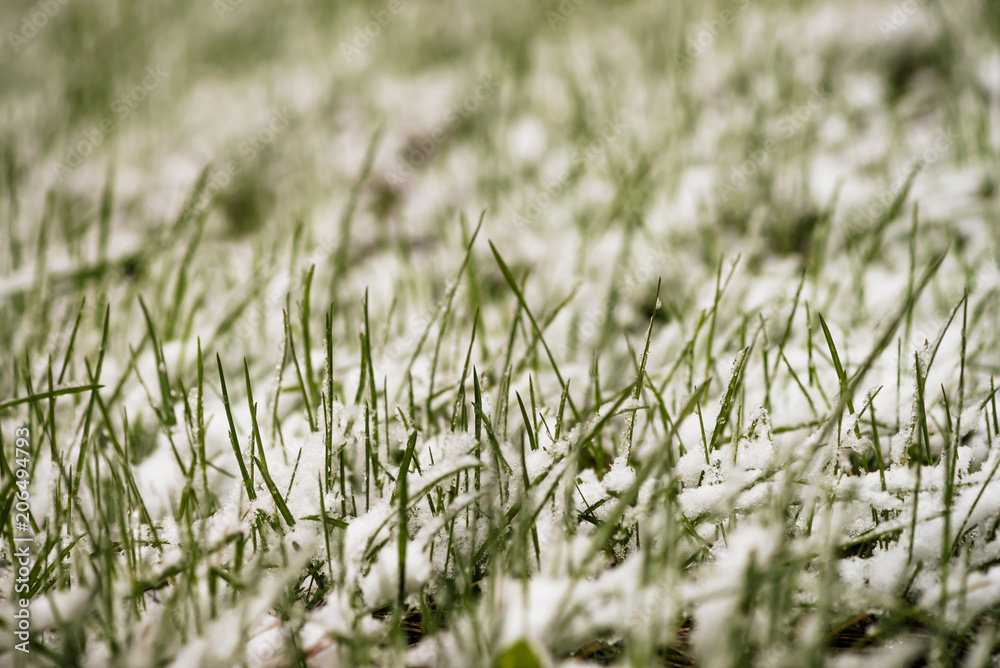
[[488, 239, 580, 421], [217, 354, 256, 502]]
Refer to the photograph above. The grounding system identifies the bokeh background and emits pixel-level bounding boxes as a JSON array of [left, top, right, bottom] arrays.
[[3, 0, 999, 427]]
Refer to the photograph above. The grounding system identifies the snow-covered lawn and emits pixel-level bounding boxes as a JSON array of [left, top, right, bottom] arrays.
[[2, 0, 1000, 665]]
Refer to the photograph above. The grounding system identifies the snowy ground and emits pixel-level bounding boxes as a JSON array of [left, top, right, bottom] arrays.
[[2, 0, 1000, 666]]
